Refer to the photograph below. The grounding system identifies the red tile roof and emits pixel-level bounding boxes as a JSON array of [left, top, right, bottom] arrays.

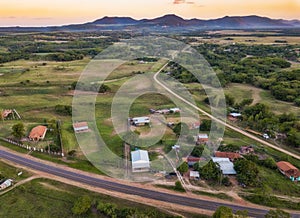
[[276, 161, 298, 172], [29, 125, 47, 140], [73, 122, 88, 129], [215, 151, 241, 160]]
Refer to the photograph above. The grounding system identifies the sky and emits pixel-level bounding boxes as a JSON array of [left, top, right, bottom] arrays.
[[0, 0, 300, 26]]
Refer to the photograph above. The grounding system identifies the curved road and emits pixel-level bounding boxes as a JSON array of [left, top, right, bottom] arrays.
[[153, 64, 300, 160], [0, 149, 279, 217]]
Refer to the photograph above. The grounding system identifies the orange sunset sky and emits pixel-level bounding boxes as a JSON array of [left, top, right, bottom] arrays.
[[0, 0, 299, 26]]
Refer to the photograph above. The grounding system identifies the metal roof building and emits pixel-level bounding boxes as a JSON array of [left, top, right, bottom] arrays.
[[131, 150, 150, 172], [211, 157, 236, 175]]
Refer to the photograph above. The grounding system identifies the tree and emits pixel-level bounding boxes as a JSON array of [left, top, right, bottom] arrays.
[[191, 145, 204, 157], [71, 195, 92, 215], [12, 122, 25, 139], [218, 144, 240, 152], [213, 206, 234, 218], [200, 160, 221, 181], [200, 119, 211, 131], [97, 202, 117, 218], [173, 122, 189, 136], [174, 180, 185, 192], [177, 162, 189, 175], [265, 209, 290, 218], [234, 159, 259, 187], [236, 210, 249, 217]]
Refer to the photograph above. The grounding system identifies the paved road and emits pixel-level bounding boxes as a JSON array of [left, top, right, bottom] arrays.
[[153, 67, 300, 161], [0, 149, 277, 217]]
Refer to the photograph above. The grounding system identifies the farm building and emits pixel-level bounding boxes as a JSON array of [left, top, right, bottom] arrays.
[[73, 122, 89, 133], [0, 179, 13, 190], [131, 117, 150, 126], [276, 161, 300, 182], [212, 157, 236, 175], [214, 151, 241, 161], [29, 125, 47, 141], [197, 133, 209, 144], [131, 150, 150, 172]]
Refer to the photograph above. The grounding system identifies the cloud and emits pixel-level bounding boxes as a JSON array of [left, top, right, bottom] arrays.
[[173, 0, 185, 4], [33, 17, 52, 20], [1, 16, 17, 19], [173, 0, 197, 5]]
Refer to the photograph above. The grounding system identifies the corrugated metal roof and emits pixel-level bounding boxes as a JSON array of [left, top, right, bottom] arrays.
[[212, 157, 236, 175], [131, 150, 150, 169]]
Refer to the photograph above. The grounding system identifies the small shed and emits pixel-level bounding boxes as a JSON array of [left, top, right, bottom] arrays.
[[190, 171, 200, 180], [197, 134, 209, 144], [73, 122, 89, 133]]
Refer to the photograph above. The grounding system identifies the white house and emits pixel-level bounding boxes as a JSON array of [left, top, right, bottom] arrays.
[[211, 157, 236, 175], [131, 150, 150, 172]]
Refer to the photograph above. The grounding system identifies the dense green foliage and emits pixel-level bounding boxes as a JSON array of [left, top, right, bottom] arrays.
[[177, 162, 189, 174], [212, 206, 233, 218], [168, 42, 300, 105], [199, 160, 221, 182], [265, 209, 290, 218], [72, 195, 92, 215], [11, 122, 25, 139], [234, 158, 259, 186]]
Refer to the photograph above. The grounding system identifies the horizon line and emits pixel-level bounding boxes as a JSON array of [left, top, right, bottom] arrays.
[[1, 13, 299, 28]]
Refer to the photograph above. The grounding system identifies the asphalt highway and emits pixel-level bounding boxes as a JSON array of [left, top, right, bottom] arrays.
[[2, 149, 300, 218]]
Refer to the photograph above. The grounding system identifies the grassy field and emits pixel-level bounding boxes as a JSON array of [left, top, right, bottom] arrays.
[[224, 83, 300, 115], [0, 178, 181, 218], [0, 160, 31, 182], [192, 35, 300, 45]]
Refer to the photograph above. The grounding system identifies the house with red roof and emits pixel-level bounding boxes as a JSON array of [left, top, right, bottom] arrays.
[[29, 125, 47, 141], [276, 161, 300, 182]]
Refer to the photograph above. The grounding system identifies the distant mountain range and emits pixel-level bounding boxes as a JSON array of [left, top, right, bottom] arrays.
[[1, 14, 300, 32]]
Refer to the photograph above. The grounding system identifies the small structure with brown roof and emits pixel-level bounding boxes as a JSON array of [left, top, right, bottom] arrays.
[[276, 161, 300, 182], [214, 151, 241, 162], [73, 122, 89, 133], [29, 125, 47, 141], [240, 146, 254, 155]]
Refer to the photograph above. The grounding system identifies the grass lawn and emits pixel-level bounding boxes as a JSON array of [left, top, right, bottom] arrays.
[[0, 178, 179, 218]]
